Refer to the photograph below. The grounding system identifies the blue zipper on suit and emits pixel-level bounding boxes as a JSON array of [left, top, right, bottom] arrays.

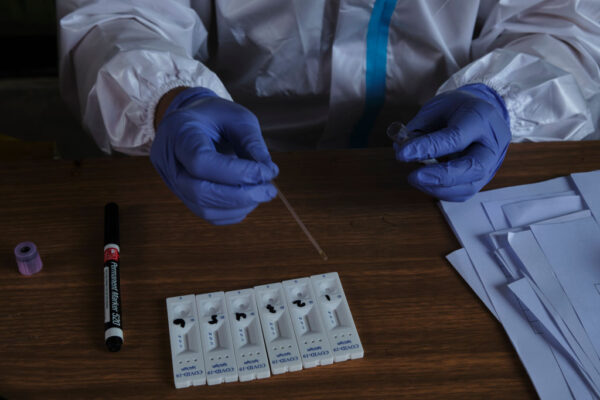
[[350, 0, 398, 148]]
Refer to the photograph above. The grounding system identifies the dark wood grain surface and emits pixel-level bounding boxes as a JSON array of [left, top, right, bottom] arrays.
[[1, 142, 599, 399]]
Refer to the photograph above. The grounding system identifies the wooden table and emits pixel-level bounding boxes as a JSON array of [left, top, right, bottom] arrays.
[[1, 142, 599, 399]]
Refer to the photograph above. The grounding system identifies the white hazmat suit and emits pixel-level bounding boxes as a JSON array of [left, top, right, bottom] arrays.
[[57, 0, 600, 155]]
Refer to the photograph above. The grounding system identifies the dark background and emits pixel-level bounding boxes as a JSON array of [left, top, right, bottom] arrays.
[[1, 0, 57, 78], [0, 0, 102, 159]]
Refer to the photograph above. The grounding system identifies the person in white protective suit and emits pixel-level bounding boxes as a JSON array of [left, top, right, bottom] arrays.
[[57, 0, 600, 225]]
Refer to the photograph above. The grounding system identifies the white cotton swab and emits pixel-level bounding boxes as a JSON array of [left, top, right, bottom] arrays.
[[273, 182, 328, 261]]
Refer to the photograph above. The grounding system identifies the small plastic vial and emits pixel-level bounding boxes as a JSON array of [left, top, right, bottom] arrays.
[[386, 121, 422, 144], [14, 241, 43, 276], [386, 122, 438, 164]]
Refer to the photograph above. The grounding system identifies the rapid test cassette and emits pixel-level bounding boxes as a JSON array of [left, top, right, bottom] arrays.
[[310, 272, 364, 361], [166, 295, 206, 388], [282, 277, 334, 368], [167, 272, 363, 389], [254, 282, 303, 374], [196, 292, 238, 385], [225, 289, 271, 381]]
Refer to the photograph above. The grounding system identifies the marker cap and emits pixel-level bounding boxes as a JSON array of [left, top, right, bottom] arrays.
[[104, 203, 120, 246]]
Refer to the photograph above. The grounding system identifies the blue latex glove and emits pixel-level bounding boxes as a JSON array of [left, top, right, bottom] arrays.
[[394, 83, 511, 201], [151, 87, 279, 225]]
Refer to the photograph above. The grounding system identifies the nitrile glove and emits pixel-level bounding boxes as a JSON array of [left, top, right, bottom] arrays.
[[151, 87, 279, 225], [394, 83, 511, 201]]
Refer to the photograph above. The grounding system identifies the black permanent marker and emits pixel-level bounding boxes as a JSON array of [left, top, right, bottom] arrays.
[[104, 202, 123, 352]]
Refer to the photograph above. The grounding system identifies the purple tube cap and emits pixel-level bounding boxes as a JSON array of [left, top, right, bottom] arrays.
[[14, 241, 43, 276]]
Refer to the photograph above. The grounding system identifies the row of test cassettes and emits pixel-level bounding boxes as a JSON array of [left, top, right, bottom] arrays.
[[166, 272, 364, 388]]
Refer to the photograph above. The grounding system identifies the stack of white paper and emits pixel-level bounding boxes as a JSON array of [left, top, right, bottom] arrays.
[[441, 170, 600, 400]]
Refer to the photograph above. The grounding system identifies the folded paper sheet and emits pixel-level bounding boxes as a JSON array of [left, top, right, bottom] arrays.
[[441, 170, 600, 400]]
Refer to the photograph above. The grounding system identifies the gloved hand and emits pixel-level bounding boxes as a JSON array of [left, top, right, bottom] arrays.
[[393, 83, 511, 201], [151, 87, 279, 225]]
